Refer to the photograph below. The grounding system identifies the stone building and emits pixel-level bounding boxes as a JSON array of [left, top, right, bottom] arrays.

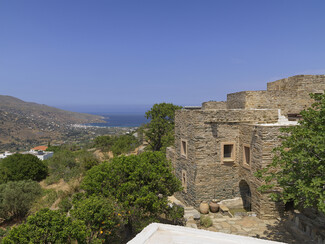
[[167, 75, 325, 219]]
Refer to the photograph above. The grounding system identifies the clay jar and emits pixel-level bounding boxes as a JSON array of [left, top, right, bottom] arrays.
[[199, 201, 209, 214], [209, 199, 219, 213]]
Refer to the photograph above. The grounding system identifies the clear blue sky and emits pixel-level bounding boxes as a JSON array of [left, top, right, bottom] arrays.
[[1, 0, 325, 113]]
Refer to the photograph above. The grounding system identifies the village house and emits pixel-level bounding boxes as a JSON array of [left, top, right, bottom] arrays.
[[0, 146, 53, 161], [167, 75, 325, 219]]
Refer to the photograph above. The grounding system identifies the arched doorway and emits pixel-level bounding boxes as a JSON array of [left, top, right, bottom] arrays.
[[239, 180, 251, 211]]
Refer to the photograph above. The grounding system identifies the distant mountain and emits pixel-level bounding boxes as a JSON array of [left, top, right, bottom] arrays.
[[0, 95, 105, 151]]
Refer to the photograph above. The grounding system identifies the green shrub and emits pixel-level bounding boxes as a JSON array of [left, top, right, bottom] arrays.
[[93, 135, 114, 151], [200, 215, 213, 228], [71, 195, 125, 242], [0, 154, 48, 183], [2, 208, 88, 244], [81, 152, 182, 235], [45, 150, 81, 184], [30, 189, 59, 214], [58, 196, 73, 213], [111, 135, 139, 156], [75, 150, 100, 171], [0, 180, 42, 220], [93, 134, 140, 156], [166, 205, 184, 225]]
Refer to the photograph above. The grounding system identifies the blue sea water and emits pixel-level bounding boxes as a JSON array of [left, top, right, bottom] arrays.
[[86, 113, 149, 127]]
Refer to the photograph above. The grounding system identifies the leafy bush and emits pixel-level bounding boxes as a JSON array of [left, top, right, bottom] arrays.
[[93, 135, 114, 151], [0, 180, 42, 220], [0, 154, 48, 183], [166, 205, 184, 225], [81, 151, 181, 234], [30, 189, 59, 214], [2, 208, 88, 244], [75, 150, 100, 171], [94, 134, 140, 156], [58, 196, 73, 213], [200, 216, 212, 228], [0, 227, 10, 238], [45, 150, 81, 184], [110, 135, 139, 156], [71, 195, 125, 242]]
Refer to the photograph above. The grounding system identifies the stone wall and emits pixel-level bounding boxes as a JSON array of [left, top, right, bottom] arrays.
[[202, 101, 227, 110], [169, 75, 325, 219], [267, 75, 325, 92], [287, 209, 325, 243], [238, 125, 285, 219], [172, 109, 244, 206], [227, 90, 316, 115], [227, 75, 325, 115]]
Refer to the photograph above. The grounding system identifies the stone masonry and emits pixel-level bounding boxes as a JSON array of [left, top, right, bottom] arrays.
[[167, 75, 325, 219]]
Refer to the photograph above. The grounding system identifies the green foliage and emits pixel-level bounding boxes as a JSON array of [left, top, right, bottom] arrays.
[[258, 92, 325, 213], [71, 195, 125, 242], [75, 150, 100, 171], [200, 215, 212, 228], [110, 135, 139, 156], [166, 205, 184, 225], [145, 103, 182, 152], [30, 189, 60, 214], [0, 227, 10, 238], [2, 208, 88, 244], [0, 180, 42, 220], [94, 134, 140, 156], [93, 135, 115, 151], [46, 145, 62, 153], [0, 154, 48, 183], [81, 151, 182, 233], [45, 150, 81, 184], [0, 164, 9, 185], [58, 196, 73, 213]]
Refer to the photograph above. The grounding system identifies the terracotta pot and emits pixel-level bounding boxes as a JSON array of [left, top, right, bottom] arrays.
[[199, 201, 209, 214], [209, 200, 219, 213]]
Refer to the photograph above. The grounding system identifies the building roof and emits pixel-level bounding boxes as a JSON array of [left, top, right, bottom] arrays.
[[31, 146, 48, 151], [128, 223, 284, 244]]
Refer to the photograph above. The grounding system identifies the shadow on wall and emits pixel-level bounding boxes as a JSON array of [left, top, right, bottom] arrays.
[[239, 180, 251, 211]]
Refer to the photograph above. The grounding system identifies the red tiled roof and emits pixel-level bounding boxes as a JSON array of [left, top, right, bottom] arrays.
[[32, 146, 48, 151]]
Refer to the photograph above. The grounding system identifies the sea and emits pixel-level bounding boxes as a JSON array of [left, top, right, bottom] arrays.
[[85, 113, 149, 127]]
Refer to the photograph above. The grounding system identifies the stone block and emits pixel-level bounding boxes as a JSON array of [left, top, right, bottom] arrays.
[[219, 204, 229, 213]]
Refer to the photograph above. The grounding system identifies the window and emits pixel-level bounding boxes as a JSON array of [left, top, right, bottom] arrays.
[[224, 145, 233, 158], [221, 142, 235, 162], [181, 170, 187, 193], [287, 113, 302, 121], [181, 139, 188, 158], [243, 145, 250, 165]]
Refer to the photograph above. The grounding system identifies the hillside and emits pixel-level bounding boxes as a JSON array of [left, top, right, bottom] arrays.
[[0, 95, 106, 151]]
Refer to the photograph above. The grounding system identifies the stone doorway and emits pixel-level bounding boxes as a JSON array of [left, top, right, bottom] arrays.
[[239, 180, 251, 211]]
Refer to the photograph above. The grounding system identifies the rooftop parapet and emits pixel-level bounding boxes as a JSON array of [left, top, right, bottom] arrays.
[[267, 75, 325, 92]]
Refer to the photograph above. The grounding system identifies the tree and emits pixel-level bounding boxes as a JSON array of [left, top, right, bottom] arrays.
[[2, 208, 88, 244], [0, 180, 42, 220], [145, 103, 182, 152], [258, 92, 325, 213], [110, 135, 139, 156], [71, 195, 125, 242], [0, 154, 48, 183], [81, 151, 182, 234]]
